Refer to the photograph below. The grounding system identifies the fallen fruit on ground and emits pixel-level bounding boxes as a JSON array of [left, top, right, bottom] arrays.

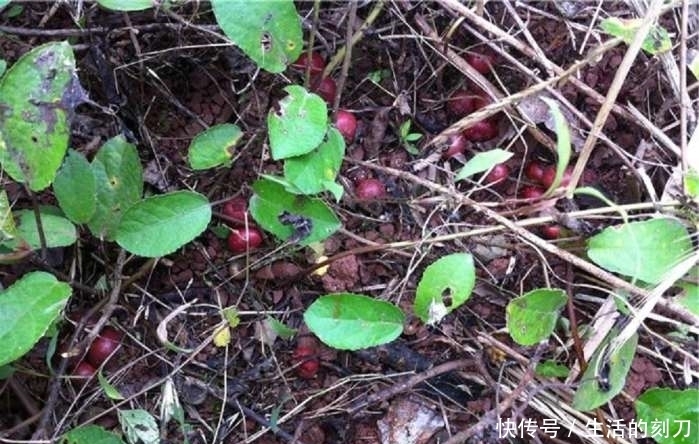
[[525, 161, 547, 183], [290, 51, 325, 74], [446, 88, 478, 117], [334, 110, 357, 143], [541, 224, 561, 239], [310, 75, 337, 104], [222, 197, 249, 227], [521, 185, 545, 199], [87, 326, 123, 367], [73, 361, 96, 378], [541, 166, 573, 188], [466, 51, 495, 74], [484, 163, 509, 184], [355, 178, 387, 200], [463, 118, 498, 142], [443, 134, 468, 159], [227, 226, 263, 253], [293, 345, 320, 379]]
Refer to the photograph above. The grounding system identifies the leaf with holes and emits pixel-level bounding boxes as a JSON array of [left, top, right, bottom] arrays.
[[506, 289, 567, 346], [212, 0, 302, 73], [587, 218, 692, 285], [115, 191, 211, 258], [0, 271, 71, 366], [187, 123, 243, 170], [283, 127, 345, 196], [53, 149, 96, 224], [87, 136, 143, 241], [304, 293, 405, 350], [249, 178, 340, 246], [414, 253, 475, 325], [600, 18, 671, 55], [267, 85, 328, 160], [0, 41, 86, 191]]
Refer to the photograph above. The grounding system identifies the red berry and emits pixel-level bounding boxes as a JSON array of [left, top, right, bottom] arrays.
[[541, 166, 572, 188], [310, 75, 336, 104], [73, 361, 96, 378], [521, 185, 545, 200], [290, 51, 325, 74], [87, 327, 122, 367], [446, 89, 477, 117], [293, 346, 319, 379], [484, 163, 509, 184], [541, 224, 561, 239], [443, 134, 468, 159], [355, 178, 386, 200], [466, 51, 495, 74], [334, 110, 357, 143], [525, 161, 546, 183], [222, 197, 249, 227], [463, 119, 498, 142], [227, 226, 263, 253]]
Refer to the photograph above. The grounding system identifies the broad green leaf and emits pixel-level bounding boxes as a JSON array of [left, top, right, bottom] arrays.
[[455, 149, 513, 181], [535, 361, 570, 378], [304, 293, 405, 350], [676, 280, 699, 316], [283, 127, 345, 195], [573, 333, 638, 411], [53, 150, 96, 223], [118, 409, 159, 444], [87, 136, 143, 240], [540, 97, 571, 196], [600, 17, 672, 55], [267, 85, 328, 160], [249, 178, 340, 245], [0, 271, 71, 366], [97, 370, 125, 400], [414, 253, 475, 325], [95, 0, 154, 11], [212, 0, 302, 73], [0, 41, 84, 191], [506, 289, 567, 346], [0, 59, 6, 77], [187, 123, 243, 170], [12, 208, 76, 250], [587, 218, 692, 284], [685, 166, 699, 199], [61, 425, 125, 444], [115, 191, 211, 258], [635, 388, 699, 444], [0, 190, 18, 243]]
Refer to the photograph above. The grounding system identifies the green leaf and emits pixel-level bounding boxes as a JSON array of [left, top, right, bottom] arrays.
[[249, 178, 341, 246], [685, 167, 699, 199], [405, 133, 422, 142], [414, 253, 475, 325], [587, 218, 692, 285], [12, 208, 76, 250], [97, 370, 125, 400], [0, 59, 6, 77], [187, 123, 243, 170], [267, 317, 296, 339], [506, 289, 567, 346], [0, 271, 71, 366], [573, 333, 638, 411], [304, 293, 405, 350], [455, 149, 514, 181], [600, 17, 672, 55], [283, 127, 345, 195], [676, 280, 699, 316], [95, 0, 154, 11], [62, 425, 125, 444], [115, 191, 212, 258], [0, 190, 18, 243], [689, 52, 699, 80], [212, 0, 302, 73], [540, 98, 571, 195], [635, 388, 699, 444], [0, 41, 82, 191], [535, 361, 570, 378], [87, 136, 143, 240], [267, 85, 328, 160], [53, 150, 96, 223], [118, 409, 159, 444]]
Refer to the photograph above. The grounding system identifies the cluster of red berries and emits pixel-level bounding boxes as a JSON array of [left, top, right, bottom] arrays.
[[69, 326, 123, 378]]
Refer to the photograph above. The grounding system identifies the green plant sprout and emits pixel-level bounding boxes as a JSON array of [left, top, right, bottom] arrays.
[[398, 120, 423, 155]]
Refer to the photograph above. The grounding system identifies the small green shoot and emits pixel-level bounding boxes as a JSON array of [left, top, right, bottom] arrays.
[[398, 120, 423, 155]]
